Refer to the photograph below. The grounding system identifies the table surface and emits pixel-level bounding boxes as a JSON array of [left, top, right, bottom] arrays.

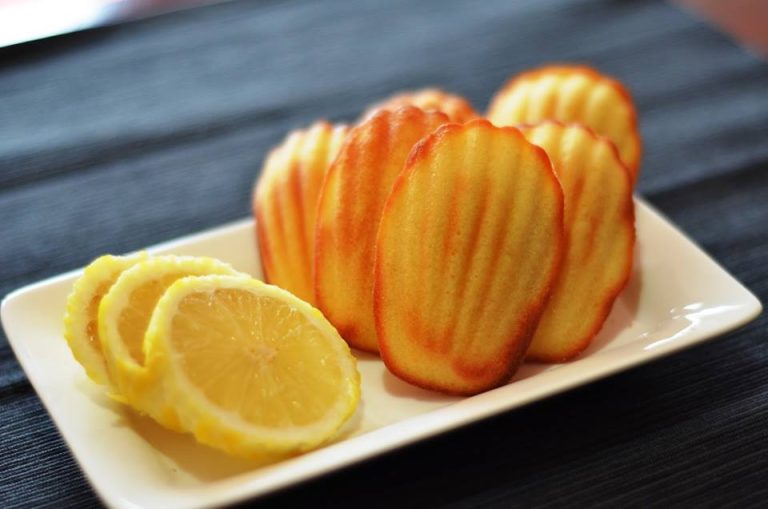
[[1, 1, 767, 507]]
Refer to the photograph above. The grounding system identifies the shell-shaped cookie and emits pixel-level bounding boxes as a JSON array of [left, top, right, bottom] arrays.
[[315, 106, 449, 352], [374, 120, 564, 394], [253, 122, 348, 303], [363, 88, 478, 124], [519, 122, 635, 361], [488, 65, 641, 182]]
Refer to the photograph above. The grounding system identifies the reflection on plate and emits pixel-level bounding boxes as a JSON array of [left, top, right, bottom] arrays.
[[1, 198, 761, 509]]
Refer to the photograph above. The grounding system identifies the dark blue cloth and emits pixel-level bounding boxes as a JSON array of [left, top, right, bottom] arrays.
[[1, 0, 767, 507]]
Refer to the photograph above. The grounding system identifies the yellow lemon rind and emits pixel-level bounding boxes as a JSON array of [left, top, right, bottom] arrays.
[[63, 252, 149, 388], [97, 255, 241, 430]]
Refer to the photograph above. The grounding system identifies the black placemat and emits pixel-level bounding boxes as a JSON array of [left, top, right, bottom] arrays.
[[1, 1, 766, 507]]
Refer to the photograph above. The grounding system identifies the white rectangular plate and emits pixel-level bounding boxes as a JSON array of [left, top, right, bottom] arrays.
[[1, 199, 761, 509]]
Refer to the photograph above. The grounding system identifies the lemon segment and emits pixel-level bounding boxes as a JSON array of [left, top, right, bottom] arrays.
[[144, 275, 360, 457], [63, 252, 149, 387], [98, 255, 240, 429]]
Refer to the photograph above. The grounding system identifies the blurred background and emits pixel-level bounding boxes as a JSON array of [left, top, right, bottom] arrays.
[[2, 0, 766, 261], [1, 1, 766, 508]]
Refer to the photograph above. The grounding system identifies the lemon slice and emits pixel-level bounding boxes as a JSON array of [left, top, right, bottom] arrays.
[[98, 255, 239, 427], [63, 252, 149, 387], [143, 275, 360, 457]]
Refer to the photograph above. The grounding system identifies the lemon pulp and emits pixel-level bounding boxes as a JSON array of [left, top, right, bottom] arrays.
[[170, 288, 346, 428]]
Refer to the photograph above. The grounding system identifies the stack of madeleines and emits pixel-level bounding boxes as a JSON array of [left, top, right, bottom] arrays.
[[254, 64, 639, 396]]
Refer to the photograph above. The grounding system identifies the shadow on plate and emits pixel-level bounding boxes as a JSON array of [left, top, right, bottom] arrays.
[[78, 379, 288, 481], [122, 412, 288, 481]]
